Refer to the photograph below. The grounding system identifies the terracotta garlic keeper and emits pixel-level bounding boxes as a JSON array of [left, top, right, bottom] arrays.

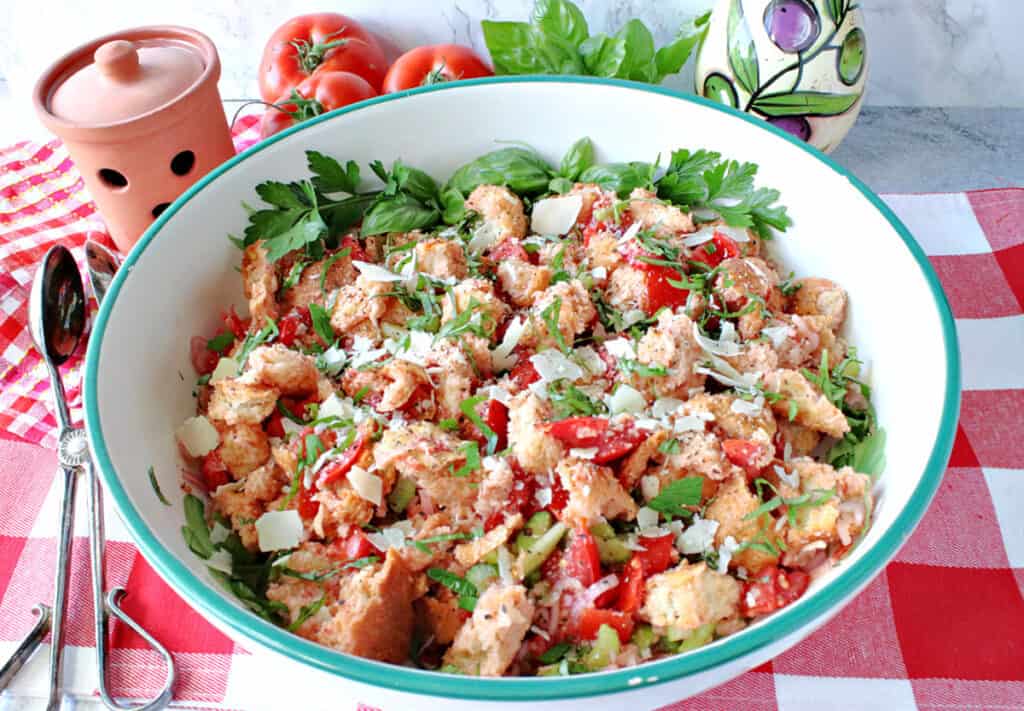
[[34, 26, 235, 253]]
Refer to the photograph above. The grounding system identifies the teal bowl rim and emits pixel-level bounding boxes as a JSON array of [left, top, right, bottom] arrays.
[[84, 75, 960, 701]]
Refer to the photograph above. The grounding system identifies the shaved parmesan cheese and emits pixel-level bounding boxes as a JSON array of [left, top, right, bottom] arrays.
[[531, 194, 583, 235], [604, 337, 636, 360], [678, 516, 719, 555], [209, 357, 239, 384], [775, 464, 800, 488], [319, 343, 347, 375], [693, 322, 743, 356], [761, 325, 791, 348], [479, 384, 512, 405], [608, 384, 645, 414], [681, 227, 716, 247], [468, 221, 501, 255], [497, 545, 516, 584], [492, 316, 525, 371], [621, 309, 648, 327], [569, 447, 598, 460], [633, 417, 661, 431], [393, 330, 434, 366], [674, 415, 710, 433], [349, 346, 387, 369], [716, 535, 740, 574], [535, 486, 553, 508], [210, 521, 230, 545], [177, 416, 220, 457], [591, 266, 608, 280], [367, 520, 414, 552], [640, 475, 660, 501], [319, 393, 354, 420], [652, 397, 684, 419], [348, 466, 383, 505], [637, 506, 659, 530], [531, 349, 584, 383], [731, 396, 764, 416], [683, 225, 750, 247], [527, 381, 549, 400], [719, 321, 739, 344], [353, 260, 403, 282], [255, 510, 303, 552], [574, 346, 606, 375], [618, 220, 642, 245], [207, 549, 234, 574]]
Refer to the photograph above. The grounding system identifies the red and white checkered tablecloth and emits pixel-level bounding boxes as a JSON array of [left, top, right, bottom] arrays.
[[1, 115, 1022, 710]]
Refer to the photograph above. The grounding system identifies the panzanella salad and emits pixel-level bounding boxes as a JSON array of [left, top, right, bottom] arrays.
[[174, 138, 884, 676]]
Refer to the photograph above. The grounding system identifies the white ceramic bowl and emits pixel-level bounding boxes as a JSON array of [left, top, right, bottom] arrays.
[[85, 77, 959, 710]]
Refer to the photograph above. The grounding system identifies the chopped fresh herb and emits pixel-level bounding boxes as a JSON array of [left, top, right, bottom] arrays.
[[352, 385, 371, 404], [658, 438, 681, 455], [745, 478, 836, 526], [538, 642, 573, 664], [181, 494, 213, 559], [787, 399, 799, 422], [647, 476, 703, 518], [148, 466, 171, 506], [235, 317, 279, 374], [206, 331, 235, 354], [620, 358, 669, 378], [459, 394, 498, 454], [319, 247, 351, 295], [452, 441, 482, 478], [778, 272, 801, 296], [412, 532, 472, 554], [288, 591, 327, 632], [427, 567, 479, 611], [343, 555, 380, 570], [540, 296, 570, 353], [549, 381, 607, 420], [438, 418, 460, 432], [308, 303, 335, 344], [436, 296, 489, 342], [281, 433, 325, 510], [280, 259, 308, 292]]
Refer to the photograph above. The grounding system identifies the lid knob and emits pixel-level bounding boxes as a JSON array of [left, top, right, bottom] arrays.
[[94, 40, 140, 82]]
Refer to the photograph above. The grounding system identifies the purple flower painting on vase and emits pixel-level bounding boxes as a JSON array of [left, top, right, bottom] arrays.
[[696, 0, 867, 153]]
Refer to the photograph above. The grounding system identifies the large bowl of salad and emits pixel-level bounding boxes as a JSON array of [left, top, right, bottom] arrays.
[[85, 77, 959, 710]]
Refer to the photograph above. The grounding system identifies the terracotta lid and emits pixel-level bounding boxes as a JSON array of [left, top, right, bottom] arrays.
[[35, 26, 221, 141], [49, 39, 203, 124]]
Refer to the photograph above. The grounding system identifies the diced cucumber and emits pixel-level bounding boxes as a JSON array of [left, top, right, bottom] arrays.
[[466, 563, 498, 591], [595, 535, 631, 564], [514, 532, 537, 553], [589, 520, 615, 539], [517, 522, 568, 578], [526, 511, 553, 536], [676, 622, 715, 652], [583, 624, 620, 670], [631, 623, 657, 651], [387, 476, 416, 512]]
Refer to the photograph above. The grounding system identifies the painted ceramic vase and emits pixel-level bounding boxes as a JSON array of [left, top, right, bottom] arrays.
[[695, 0, 867, 153]]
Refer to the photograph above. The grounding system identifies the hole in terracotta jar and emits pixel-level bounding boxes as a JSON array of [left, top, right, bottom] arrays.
[[170, 150, 195, 176], [152, 202, 171, 219], [98, 168, 128, 189]]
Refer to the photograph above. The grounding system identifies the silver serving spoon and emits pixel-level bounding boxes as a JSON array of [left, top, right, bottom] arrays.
[[25, 245, 174, 711]]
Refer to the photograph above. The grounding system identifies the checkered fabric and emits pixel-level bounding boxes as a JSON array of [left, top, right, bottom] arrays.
[[0, 114, 1021, 710]]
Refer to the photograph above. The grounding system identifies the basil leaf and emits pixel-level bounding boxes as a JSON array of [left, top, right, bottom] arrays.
[[288, 592, 326, 632], [427, 567, 479, 602], [148, 466, 171, 507], [548, 177, 574, 194], [616, 19, 657, 82], [481, 21, 557, 74], [392, 161, 440, 204], [361, 194, 441, 237], [531, 0, 590, 48], [308, 303, 335, 344], [579, 161, 655, 197], [182, 494, 213, 559], [441, 187, 467, 224], [206, 331, 234, 354], [306, 151, 360, 194], [559, 136, 595, 181], [579, 34, 628, 77], [647, 476, 703, 517], [538, 642, 573, 664], [653, 11, 711, 81], [447, 147, 554, 196]]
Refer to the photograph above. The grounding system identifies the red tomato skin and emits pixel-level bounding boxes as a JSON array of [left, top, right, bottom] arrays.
[[328, 528, 377, 561], [509, 355, 540, 390], [545, 417, 646, 464], [740, 566, 811, 617], [689, 231, 741, 268], [615, 557, 646, 613], [200, 450, 231, 491], [382, 44, 492, 93], [222, 306, 251, 339], [277, 307, 313, 347], [265, 410, 285, 438], [339, 235, 369, 263], [577, 608, 635, 644], [564, 529, 602, 588], [637, 262, 689, 315], [190, 335, 219, 376], [489, 237, 531, 263], [259, 13, 387, 100], [483, 399, 509, 451], [261, 71, 377, 138], [722, 438, 766, 477], [316, 431, 368, 488], [297, 485, 319, 519], [635, 533, 676, 576]]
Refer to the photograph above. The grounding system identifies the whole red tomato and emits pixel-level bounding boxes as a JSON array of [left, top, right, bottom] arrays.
[[259, 13, 389, 100], [260, 71, 377, 138], [382, 44, 492, 93]]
